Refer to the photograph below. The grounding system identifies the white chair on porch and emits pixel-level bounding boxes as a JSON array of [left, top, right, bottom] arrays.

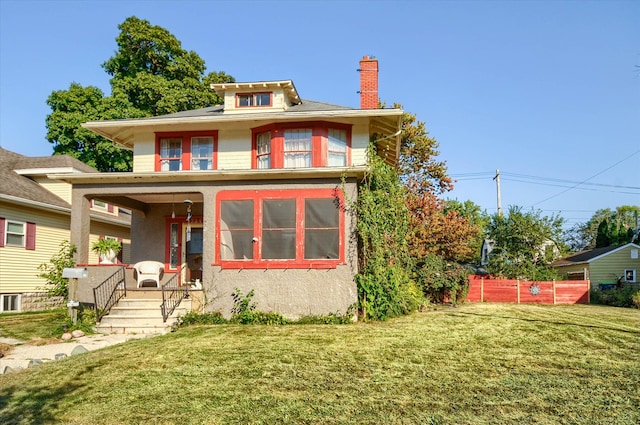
[[133, 261, 165, 288]]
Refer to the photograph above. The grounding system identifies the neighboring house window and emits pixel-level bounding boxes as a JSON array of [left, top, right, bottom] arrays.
[[216, 189, 344, 268], [91, 199, 115, 213], [624, 269, 636, 283], [155, 131, 218, 172], [251, 122, 352, 169], [237, 92, 272, 107], [1, 294, 20, 312], [0, 218, 35, 250]]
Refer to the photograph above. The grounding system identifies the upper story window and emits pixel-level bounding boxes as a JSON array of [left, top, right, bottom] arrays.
[[155, 131, 217, 172], [237, 92, 272, 108], [251, 122, 351, 169], [0, 218, 36, 250]]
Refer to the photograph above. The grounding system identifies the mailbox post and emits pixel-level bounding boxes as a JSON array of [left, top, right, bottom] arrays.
[[62, 267, 87, 324]]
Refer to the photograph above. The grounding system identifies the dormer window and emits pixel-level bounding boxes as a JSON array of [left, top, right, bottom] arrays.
[[237, 92, 272, 108]]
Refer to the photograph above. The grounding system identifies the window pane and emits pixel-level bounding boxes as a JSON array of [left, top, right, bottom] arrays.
[[305, 229, 339, 259], [256, 93, 270, 106], [328, 129, 347, 167], [263, 199, 295, 228], [256, 132, 271, 169], [305, 199, 339, 227], [284, 129, 312, 151], [161, 138, 182, 171], [7, 222, 24, 233], [263, 230, 296, 259], [262, 199, 296, 259], [238, 95, 251, 106], [221, 200, 254, 260], [191, 137, 213, 170], [305, 198, 339, 259]]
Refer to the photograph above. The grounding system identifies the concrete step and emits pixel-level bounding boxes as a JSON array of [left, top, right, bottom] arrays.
[[96, 297, 191, 335]]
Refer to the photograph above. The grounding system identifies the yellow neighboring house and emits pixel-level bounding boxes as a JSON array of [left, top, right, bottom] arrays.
[[0, 148, 131, 312], [552, 243, 640, 286]]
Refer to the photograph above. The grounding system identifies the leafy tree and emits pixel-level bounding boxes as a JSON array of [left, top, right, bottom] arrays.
[[566, 205, 640, 250], [46, 16, 235, 171], [485, 206, 565, 280]]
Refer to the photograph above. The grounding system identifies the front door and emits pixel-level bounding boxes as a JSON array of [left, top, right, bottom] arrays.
[[183, 224, 203, 284]]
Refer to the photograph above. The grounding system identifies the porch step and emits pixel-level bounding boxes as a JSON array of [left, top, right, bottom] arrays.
[[96, 298, 191, 335]]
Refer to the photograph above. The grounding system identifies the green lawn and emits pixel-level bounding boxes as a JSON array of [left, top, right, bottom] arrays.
[[1, 303, 639, 424]]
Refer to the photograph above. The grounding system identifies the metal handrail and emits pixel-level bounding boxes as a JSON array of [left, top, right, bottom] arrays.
[[93, 267, 126, 321], [161, 265, 188, 322]]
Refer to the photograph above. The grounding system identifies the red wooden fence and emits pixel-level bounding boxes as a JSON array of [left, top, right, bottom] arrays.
[[466, 276, 590, 304]]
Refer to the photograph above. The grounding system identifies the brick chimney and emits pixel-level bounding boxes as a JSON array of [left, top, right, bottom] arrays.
[[359, 55, 379, 109]]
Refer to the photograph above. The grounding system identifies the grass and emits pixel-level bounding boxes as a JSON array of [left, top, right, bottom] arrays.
[[0, 309, 66, 347], [1, 303, 639, 424]]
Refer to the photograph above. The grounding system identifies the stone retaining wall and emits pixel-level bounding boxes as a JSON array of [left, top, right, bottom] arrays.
[[20, 293, 65, 312]]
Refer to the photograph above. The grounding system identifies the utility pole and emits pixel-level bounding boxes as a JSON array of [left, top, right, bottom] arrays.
[[493, 169, 502, 217]]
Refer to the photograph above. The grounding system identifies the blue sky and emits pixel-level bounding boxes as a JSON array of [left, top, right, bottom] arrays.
[[1, 0, 638, 228]]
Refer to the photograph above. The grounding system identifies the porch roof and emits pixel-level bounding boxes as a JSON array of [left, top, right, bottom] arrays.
[[49, 165, 368, 185]]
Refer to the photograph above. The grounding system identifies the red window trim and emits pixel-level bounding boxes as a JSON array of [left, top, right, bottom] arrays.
[[235, 92, 273, 108], [215, 188, 345, 269], [251, 122, 352, 169], [155, 131, 218, 172]]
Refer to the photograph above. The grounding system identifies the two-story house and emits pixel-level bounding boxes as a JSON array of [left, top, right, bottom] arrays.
[[54, 56, 403, 319]]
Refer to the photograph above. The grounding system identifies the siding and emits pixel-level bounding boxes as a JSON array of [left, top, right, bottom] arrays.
[[0, 202, 70, 293], [132, 133, 156, 172], [590, 246, 640, 284], [33, 177, 72, 204], [218, 129, 251, 169]]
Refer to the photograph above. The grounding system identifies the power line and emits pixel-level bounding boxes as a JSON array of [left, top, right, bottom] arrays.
[[531, 149, 640, 206]]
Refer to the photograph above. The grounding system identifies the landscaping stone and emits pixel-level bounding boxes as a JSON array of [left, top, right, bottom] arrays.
[[61, 333, 72, 341], [55, 353, 68, 360], [3, 365, 14, 374], [28, 359, 43, 367], [71, 345, 88, 355], [71, 330, 85, 338]]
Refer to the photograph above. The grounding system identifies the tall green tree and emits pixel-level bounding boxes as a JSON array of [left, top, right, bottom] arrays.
[[486, 206, 566, 280], [565, 205, 640, 251], [46, 16, 235, 171]]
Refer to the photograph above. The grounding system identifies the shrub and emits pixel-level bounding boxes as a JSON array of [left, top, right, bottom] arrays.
[[415, 254, 470, 305], [177, 311, 228, 326], [38, 240, 77, 298], [591, 285, 640, 308]]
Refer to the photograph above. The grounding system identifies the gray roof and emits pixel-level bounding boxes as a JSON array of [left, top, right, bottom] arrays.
[[0, 147, 96, 209], [148, 99, 353, 120], [553, 243, 639, 266]]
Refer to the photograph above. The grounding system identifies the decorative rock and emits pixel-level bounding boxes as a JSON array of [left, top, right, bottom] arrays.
[[61, 333, 73, 341], [28, 359, 43, 367], [71, 345, 88, 355], [55, 353, 68, 360], [71, 330, 85, 338], [3, 366, 14, 374]]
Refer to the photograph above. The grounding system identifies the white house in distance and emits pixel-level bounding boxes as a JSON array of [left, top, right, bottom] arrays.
[[53, 56, 403, 319]]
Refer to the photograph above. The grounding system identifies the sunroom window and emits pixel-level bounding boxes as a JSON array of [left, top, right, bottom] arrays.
[[328, 129, 347, 166], [256, 132, 271, 169], [217, 189, 343, 268]]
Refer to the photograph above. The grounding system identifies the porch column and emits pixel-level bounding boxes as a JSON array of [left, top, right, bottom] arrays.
[[70, 191, 91, 265]]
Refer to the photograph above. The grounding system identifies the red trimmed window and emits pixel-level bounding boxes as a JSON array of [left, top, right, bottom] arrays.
[[216, 189, 344, 268], [252, 122, 351, 169], [237, 92, 272, 108], [155, 131, 218, 171]]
